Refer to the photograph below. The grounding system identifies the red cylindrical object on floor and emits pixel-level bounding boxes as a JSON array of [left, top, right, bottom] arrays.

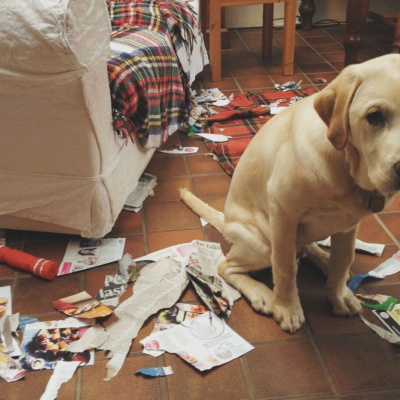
[[0, 245, 58, 280]]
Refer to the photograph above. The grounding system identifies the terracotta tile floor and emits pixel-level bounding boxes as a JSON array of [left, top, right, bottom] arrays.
[[2, 22, 400, 399]]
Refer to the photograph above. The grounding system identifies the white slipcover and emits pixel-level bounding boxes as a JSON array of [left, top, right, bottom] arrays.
[[0, 0, 155, 238]]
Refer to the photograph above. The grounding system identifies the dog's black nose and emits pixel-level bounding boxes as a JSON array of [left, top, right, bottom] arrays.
[[394, 161, 400, 177]]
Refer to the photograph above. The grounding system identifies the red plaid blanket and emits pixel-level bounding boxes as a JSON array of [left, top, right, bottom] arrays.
[[109, 27, 189, 148], [203, 90, 314, 176], [107, 0, 196, 148]]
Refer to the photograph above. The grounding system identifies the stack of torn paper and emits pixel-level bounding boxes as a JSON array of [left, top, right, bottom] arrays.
[[67, 240, 248, 381]]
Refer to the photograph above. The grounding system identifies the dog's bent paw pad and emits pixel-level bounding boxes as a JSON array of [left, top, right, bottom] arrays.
[[272, 304, 305, 333], [247, 291, 273, 314], [331, 289, 362, 316]]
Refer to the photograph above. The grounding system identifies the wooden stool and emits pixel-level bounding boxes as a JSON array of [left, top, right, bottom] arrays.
[[208, 0, 297, 81]]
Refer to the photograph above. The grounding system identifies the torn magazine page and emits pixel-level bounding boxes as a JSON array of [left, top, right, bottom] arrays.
[[194, 88, 228, 105], [98, 257, 189, 380], [348, 250, 400, 292], [373, 305, 400, 336], [40, 361, 80, 400], [360, 315, 400, 345], [186, 241, 240, 317], [123, 173, 157, 212], [158, 146, 198, 155], [356, 293, 398, 311], [0, 352, 25, 382], [142, 312, 254, 372], [318, 237, 385, 256], [53, 291, 113, 319], [58, 238, 125, 276], [21, 318, 94, 371], [135, 366, 173, 377], [141, 303, 208, 357]]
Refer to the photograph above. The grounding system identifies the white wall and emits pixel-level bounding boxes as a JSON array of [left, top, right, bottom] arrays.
[[225, 0, 399, 29]]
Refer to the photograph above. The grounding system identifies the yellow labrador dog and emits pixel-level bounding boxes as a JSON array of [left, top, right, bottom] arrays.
[[181, 54, 400, 333]]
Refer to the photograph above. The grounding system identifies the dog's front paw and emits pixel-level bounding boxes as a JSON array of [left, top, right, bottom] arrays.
[[329, 287, 361, 316], [271, 298, 305, 333]]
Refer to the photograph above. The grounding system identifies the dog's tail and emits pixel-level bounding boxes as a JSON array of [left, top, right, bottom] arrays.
[[179, 188, 225, 234]]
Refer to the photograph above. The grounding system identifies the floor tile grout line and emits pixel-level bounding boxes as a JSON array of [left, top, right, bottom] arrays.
[[140, 206, 150, 255], [156, 355, 170, 400], [75, 367, 82, 400], [374, 213, 400, 249], [238, 356, 257, 400], [303, 324, 340, 397]]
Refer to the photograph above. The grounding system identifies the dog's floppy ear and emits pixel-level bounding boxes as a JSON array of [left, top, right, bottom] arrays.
[[313, 65, 362, 150]]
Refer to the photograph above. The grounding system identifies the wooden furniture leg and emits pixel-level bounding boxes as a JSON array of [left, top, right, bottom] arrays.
[[282, 0, 296, 75], [344, 0, 370, 66], [262, 3, 274, 57], [299, 0, 316, 31], [209, 1, 222, 81], [394, 10, 400, 53]]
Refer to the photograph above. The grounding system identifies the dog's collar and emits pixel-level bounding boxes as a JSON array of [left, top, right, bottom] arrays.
[[366, 190, 385, 213]]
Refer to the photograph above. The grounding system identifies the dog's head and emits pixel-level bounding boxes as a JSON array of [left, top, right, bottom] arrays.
[[314, 54, 400, 195]]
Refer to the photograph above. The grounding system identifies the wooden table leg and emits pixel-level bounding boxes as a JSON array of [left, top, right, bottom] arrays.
[[299, 0, 316, 31], [209, 1, 222, 81], [344, 0, 370, 66], [262, 4, 274, 58]]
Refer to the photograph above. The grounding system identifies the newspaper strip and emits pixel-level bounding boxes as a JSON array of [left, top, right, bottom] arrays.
[[40, 361, 80, 400], [96, 254, 141, 307], [141, 312, 254, 371], [53, 291, 113, 319], [65, 325, 109, 354], [58, 238, 125, 276], [318, 237, 385, 257], [348, 250, 400, 292], [0, 229, 5, 246], [90, 257, 189, 380], [123, 173, 157, 212], [0, 286, 23, 360]]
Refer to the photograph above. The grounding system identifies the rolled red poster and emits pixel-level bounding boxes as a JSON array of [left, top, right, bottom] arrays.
[[0, 245, 58, 280]]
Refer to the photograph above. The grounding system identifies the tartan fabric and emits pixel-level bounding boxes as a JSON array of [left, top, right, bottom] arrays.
[[108, 27, 189, 148], [203, 90, 314, 176], [107, 0, 195, 79], [106, 0, 197, 148]]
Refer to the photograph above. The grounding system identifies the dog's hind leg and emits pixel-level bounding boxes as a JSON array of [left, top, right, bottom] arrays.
[[218, 246, 274, 315], [301, 242, 330, 276], [218, 222, 274, 314]]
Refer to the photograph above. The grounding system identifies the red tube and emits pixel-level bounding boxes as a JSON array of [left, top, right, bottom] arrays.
[[0, 245, 58, 280]]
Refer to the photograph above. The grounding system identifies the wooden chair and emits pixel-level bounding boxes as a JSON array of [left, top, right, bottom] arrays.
[[344, 0, 400, 65], [298, 0, 400, 66], [208, 0, 297, 81]]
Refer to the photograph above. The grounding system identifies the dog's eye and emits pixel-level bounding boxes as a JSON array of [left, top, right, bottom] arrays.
[[366, 111, 384, 127]]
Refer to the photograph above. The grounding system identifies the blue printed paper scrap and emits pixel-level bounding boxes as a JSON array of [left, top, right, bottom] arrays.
[[348, 250, 400, 292]]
